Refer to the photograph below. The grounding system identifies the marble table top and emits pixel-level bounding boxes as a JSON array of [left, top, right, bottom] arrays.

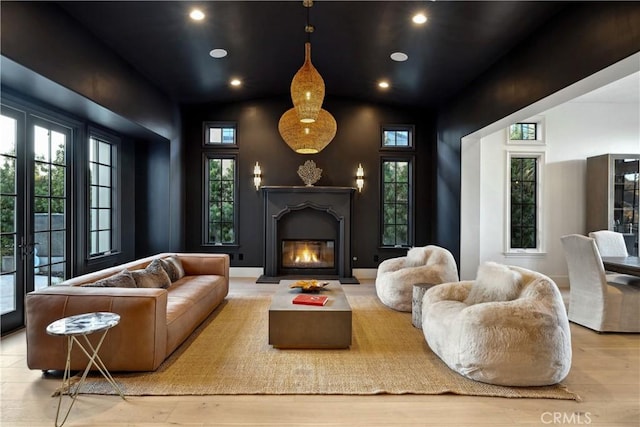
[[46, 312, 120, 336]]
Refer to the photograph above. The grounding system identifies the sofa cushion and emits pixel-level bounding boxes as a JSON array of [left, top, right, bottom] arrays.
[[82, 269, 136, 288], [160, 256, 185, 282], [464, 262, 522, 305], [132, 259, 172, 289]]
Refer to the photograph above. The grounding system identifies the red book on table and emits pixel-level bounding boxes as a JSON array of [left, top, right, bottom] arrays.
[[292, 294, 329, 306]]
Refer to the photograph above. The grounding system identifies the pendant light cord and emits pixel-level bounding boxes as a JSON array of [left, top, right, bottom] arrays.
[[304, 0, 313, 42]]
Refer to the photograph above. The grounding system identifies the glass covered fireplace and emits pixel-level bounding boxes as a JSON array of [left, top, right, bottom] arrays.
[[281, 240, 335, 270]]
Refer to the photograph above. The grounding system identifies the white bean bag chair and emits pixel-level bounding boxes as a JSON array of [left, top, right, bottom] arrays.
[[422, 262, 572, 386], [375, 245, 459, 312]]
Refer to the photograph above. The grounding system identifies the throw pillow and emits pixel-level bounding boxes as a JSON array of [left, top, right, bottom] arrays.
[[160, 256, 185, 282], [131, 259, 172, 289], [406, 247, 428, 267], [82, 269, 136, 288], [464, 261, 522, 305]]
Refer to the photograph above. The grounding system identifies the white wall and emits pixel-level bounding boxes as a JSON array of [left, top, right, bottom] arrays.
[[461, 98, 639, 284]]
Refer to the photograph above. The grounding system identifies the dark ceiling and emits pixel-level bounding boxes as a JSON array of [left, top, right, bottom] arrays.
[[57, 1, 567, 108]]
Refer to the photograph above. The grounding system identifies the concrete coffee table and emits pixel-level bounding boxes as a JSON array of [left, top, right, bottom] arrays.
[[268, 280, 352, 349]]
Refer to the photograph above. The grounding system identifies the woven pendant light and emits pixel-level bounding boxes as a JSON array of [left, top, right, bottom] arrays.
[[278, 107, 336, 154], [279, 0, 337, 154], [290, 42, 325, 124]]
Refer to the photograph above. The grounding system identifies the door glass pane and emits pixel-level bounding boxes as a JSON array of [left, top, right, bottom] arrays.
[[0, 251, 15, 316], [51, 130, 66, 165], [50, 165, 65, 197], [32, 122, 68, 287], [50, 263, 65, 285], [0, 273, 16, 314], [0, 156, 16, 194], [34, 265, 50, 290], [50, 231, 65, 261], [51, 198, 65, 217], [1, 115, 17, 316], [34, 198, 49, 231], [34, 232, 49, 264], [34, 162, 49, 196], [34, 126, 50, 162], [1, 197, 16, 234], [0, 116, 16, 156]]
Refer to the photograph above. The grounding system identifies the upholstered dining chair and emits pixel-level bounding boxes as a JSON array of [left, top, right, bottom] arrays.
[[561, 234, 640, 332], [588, 230, 629, 257], [375, 245, 459, 312], [421, 262, 572, 386]]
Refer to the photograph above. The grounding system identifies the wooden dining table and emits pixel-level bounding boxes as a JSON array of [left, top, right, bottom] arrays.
[[601, 256, 640, 276]]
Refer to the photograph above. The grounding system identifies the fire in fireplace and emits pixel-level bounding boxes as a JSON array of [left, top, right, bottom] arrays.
[[282, 240, 335, 269]]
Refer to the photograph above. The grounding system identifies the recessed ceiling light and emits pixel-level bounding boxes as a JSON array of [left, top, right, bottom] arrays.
[[390, 52, 408, 62], [190, 9, 205, 21], [378, 81, 390, 89], [209, 48, 228, 58], [412, 13, 427, 24], [230, 79, 242, 87]]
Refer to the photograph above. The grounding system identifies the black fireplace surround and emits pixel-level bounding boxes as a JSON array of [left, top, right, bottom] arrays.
[[258, 186, 359, 284]]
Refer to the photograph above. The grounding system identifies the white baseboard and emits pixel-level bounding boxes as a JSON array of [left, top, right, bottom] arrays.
[[353, 268, 377, 280], [230, 267, 263, 278]]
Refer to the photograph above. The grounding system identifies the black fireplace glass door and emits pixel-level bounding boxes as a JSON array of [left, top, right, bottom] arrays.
[[281, 240, 335, 269]]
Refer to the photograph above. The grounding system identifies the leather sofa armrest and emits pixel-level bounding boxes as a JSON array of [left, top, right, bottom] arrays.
[[26, 287, 168, 372], [177, 253, 230, 283]]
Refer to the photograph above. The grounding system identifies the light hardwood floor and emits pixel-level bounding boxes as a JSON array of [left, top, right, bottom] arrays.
[[1, 278, 638, 426]]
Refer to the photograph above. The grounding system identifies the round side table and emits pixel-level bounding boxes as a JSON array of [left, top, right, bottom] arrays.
[[412, 283, 435, 329], [46, 312, 125, 427]]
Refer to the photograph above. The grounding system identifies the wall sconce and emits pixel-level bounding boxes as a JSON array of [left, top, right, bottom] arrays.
[[253, 162, 262, 190], [356, 163, 364, 192]]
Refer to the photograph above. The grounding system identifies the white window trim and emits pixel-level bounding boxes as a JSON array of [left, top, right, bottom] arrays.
[[506, 116, 545, 146], [504, 150, 546, 256]]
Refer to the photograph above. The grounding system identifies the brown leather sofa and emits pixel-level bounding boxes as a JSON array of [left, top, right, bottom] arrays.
[[26, 253, 229, 372]]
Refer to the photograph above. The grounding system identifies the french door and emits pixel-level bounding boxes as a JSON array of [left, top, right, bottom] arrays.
[[1, 104, 72, 334]]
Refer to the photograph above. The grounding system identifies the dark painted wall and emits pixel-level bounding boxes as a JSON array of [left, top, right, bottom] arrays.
[[182, 96, 436, 268], [133, 140, 172, 258], [0, 2, 179, 271], [0, 1, 175, 141], [436, 1, 640, 263]]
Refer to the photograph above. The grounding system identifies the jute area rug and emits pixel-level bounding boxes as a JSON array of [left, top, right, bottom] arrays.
[[80, 293, 579, 399]]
